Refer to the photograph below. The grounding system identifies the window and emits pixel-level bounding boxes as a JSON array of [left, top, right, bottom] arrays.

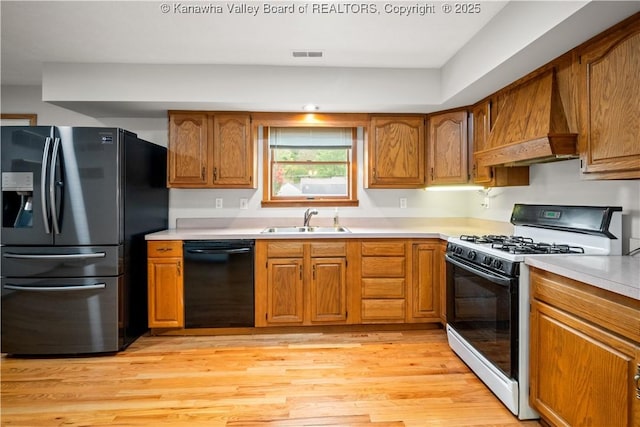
[[262, 126, 359, 207]]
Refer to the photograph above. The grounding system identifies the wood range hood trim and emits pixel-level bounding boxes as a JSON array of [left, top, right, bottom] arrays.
[[476, 69, 578, 168]]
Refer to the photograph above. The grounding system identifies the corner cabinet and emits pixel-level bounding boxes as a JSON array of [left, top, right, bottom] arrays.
[[426, 110, 469, 185], [577, 21, 640, 179], [167, 111, 256, 188], [147, 241, 184, 328], [529, 267, 640, 427], [255, 240, 350, 327], [367, 116, 426, 188]]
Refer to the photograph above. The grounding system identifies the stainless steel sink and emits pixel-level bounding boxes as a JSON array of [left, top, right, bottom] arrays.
[[261, 226, 350, 234]]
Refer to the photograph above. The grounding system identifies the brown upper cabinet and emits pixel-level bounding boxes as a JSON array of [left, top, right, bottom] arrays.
[[427, 110, 469, 185], [168, 112, 209, 186], [168, 111, 256, 188], [577, 18, 640, 179], [367, 116, 426, 188]]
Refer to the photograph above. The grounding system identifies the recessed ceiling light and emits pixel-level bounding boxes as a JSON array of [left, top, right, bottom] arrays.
[[303, 104, 319, 112]]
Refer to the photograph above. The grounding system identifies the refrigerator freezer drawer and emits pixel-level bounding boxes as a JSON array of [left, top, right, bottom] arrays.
[[1, 245, 122, 278], [1, 276, 119, 355]]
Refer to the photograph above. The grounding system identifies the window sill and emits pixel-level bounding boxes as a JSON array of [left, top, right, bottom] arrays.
[[261, 199, 359, 208]]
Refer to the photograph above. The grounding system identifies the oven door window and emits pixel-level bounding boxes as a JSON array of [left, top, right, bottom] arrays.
[[446, 256, 518, 380]]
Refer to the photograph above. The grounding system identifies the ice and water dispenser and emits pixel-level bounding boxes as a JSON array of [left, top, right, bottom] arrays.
[[2, 172, 34, 228]]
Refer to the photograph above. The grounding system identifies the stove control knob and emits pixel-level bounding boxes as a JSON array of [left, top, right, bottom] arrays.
[[467, 251, 476, 260], [493, 259, 503, 270], [455, 246, 464, 255], [482, 256, 491, 265]]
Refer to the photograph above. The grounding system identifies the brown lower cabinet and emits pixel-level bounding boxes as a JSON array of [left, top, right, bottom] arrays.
[[254, 240, 352, 327], [529, 267, 640, 427], [254, 238, 443, 327], [149, 238, 444, 330], [147, 241, 184, 328]]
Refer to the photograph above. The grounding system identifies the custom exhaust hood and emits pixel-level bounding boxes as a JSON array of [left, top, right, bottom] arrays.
[[475, 70, 578, 168]]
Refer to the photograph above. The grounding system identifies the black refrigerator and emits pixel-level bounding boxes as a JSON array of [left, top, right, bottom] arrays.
[[1, 126, 168, 355]]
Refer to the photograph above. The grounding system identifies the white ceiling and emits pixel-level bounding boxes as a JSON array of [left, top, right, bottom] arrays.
[[1, 0, 509, 84], [1, 1, 640, 116]]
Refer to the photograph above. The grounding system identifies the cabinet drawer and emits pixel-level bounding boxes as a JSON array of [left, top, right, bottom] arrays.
[[361, 299, 406, 321], [148, 241, 183, 257], [362, 278, 405, 298], [266, 242, 304, 258], [310, 242, 346, 257], [361, 256, 405, 277], [361, 242, 405, 256]]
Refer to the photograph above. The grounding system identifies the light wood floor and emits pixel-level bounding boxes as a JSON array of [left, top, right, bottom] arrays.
[[1, 328, 541, 426]]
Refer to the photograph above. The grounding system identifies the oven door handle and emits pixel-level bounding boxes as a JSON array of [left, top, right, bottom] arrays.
[[445, 254, 513, 287]]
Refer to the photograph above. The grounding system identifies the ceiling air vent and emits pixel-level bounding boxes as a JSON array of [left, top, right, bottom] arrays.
[[292, 51, 324, 58]]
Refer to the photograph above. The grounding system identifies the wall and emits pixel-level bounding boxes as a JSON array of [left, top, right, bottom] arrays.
[[468, 160, 640, 253], [3, 85, 639, 251]]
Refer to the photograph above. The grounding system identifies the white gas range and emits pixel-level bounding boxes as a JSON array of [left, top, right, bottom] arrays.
[[444, 204, 622, 420]]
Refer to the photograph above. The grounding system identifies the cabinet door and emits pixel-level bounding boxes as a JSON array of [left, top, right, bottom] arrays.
[[530, 300, 640, 427], [579, 29, 640, 178], [427, 110, 468, 185], [147, 257, 184, 328], [168, 112, 209, 187], [368, 116, 426, 188], [409, 243, 439, 322], [265, 258, 304, 325], [212, 114, 255, 187], [309, 258, 347, 323]]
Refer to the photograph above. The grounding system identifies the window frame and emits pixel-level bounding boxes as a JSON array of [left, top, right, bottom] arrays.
[[256, 113, 365, 208]]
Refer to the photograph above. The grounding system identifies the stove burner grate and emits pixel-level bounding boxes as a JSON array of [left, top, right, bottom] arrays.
[[491, 242, 586, 255], [460, 235, 511, 244]]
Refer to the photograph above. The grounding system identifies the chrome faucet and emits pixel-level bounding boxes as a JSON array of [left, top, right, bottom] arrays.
[[303, 208, 319, 227]]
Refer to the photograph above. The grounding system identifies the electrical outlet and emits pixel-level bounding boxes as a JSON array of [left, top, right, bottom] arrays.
[[399, 198, 407, 209], [215, 198, 223, 209], [239, 198, 248, 210]]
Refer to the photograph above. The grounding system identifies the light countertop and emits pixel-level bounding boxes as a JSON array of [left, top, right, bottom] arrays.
[[525, 255, 640, 301], [145, 217, 515, 241]]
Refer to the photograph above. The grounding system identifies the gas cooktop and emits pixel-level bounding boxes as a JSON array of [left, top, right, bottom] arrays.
[[460, 235, 586, 255]]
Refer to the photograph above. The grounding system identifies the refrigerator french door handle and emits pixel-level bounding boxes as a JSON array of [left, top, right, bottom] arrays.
[[49, 137, 62, 234], [3, 283, 106, 292], [3, 252, 106, 260], [40, 136, 52, 234]]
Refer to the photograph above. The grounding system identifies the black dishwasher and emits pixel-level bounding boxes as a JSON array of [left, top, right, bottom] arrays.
[[183, 240, 255, 328]]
